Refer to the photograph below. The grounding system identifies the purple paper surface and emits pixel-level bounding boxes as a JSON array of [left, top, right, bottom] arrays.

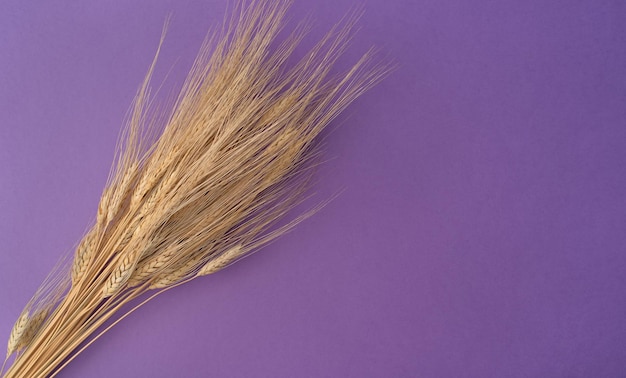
[[1, 1, 626, 377]]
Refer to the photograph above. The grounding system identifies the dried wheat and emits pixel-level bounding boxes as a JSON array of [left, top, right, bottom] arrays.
[[2, 1, 389, 376]]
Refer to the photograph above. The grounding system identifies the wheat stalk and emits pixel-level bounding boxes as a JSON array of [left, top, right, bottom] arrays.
[[2, 1, 390, 376]]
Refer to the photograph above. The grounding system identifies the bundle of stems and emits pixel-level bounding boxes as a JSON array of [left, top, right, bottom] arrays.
[[1, 1, 388, 376]]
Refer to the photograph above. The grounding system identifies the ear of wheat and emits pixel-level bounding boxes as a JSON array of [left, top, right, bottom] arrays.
[[1, 1, 389, 376]]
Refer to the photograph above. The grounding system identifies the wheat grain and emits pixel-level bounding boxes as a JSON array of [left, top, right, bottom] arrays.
[[131, 147, 178, 208], [6, 309, 48, 358], [197, 245, 244, 276], [126, 244, 181, 287], [107, 162, 139, 222], [6, 312, 28, 358], [15, 310, 47, 352], [102, 254, 137, 298], [96, 189, 110, 226], [262, 128, 306, 187], [71, 230, 96, 285], [150, 253, 206, 289]]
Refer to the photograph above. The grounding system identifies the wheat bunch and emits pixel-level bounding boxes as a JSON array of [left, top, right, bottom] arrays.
[[1, 0, 389, 376]]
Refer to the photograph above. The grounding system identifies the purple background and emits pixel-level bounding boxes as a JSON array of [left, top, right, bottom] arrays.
[[1, 1, 626, 377]]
